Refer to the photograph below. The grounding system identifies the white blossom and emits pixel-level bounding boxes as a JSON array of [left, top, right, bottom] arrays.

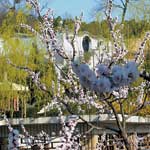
[[112, 87, 129, 98]]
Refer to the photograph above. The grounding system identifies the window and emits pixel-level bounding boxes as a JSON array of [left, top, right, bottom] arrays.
[[82, 36, 91, 52]]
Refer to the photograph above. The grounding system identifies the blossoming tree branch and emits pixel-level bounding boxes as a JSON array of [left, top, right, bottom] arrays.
[[5, 0, 150, 149]]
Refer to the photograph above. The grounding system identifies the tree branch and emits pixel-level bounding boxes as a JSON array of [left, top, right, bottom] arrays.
[[119, 100, 126, 130], [126, 91, 148, 119], [140, 71, 150, 81], [107, 101, 123, 134], [120, 0, 126, 7], [60, 99, 119, 134]]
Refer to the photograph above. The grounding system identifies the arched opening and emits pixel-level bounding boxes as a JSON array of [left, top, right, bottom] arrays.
[[82, 36, 91, 52]]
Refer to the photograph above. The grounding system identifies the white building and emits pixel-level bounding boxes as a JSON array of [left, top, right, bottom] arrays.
[[0, 38, 4, 54], [56, 32, 113, 68]]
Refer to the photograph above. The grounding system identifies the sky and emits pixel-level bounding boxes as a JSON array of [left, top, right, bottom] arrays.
[[45, 0, 97, 22], [6, 0, 148, 22], [7, 0, 97, 22], [45, 0, 149, 23], [13, 0, 125, 22]]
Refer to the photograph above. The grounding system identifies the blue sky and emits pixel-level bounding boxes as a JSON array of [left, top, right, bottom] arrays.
[[12, 0, 145, 22], [13, 0, 97, 22], [13, 0, 125, 22], [44, 0, 125, 22], [46, 0, 97, 22]]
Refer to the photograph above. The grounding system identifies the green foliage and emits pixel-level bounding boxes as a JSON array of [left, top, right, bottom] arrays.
[[123, 19, 150, 38], [0, 10, 16, 38], [60, 17, 150, 40], [54, 16, 63, 30], [83, 51, 93, 63], [0, 8, 40, 38], [144, 45, 150, 72], [62, 18, 74, 31], [0, 33, 57, 117]]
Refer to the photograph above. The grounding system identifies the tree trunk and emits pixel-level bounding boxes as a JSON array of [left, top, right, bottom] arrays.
[[121, 0, 129, 23], [121, 131, 132, 150]]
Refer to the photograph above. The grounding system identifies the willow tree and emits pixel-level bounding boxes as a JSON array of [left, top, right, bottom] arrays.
[[0, 9, 56, 117], [94, 0, 150, 23]]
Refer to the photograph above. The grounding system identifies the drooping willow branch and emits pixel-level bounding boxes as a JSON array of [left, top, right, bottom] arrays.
[[7, 59, 53, 96]]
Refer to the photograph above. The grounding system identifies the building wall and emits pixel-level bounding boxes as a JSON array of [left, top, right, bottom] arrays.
[[0, 38, 4, 54]]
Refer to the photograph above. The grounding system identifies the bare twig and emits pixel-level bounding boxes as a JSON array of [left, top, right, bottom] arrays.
[[126, 92, 148, 119]]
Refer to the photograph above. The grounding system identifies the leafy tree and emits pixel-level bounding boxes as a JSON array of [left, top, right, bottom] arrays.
[[63, 18, 74, 31], [0, 0, 23, 12], [54, 16, 63, 30], [95, 0, 150, 23], [123, 19, 150, 38], [0, 9, 56, 117]]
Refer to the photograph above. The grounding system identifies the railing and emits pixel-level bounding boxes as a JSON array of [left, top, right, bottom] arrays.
[[20, 136, 62, 150], [1, 134, 150, 150], [95, 134, 150, 150]]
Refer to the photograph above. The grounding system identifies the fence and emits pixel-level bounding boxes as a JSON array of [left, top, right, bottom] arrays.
[[0, 134, 150, 150], [18, 133, 150, 150]]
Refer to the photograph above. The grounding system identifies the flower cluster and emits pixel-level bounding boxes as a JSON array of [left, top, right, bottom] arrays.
[[112, 87, 129, 99], [20, 121, 34, 147], [26, 0, 40, 15], [8, 130, 20, 150], [72, 61, 139, 94], [135, 32, 150, 65], [74, 13, 83, 34], [96, 132, 106, 149], [36, 131, 51, 144], [57, 115, 80, 150], [24, 0, 69, 61], [105, 0, 128, 63], [4, 115, 20, 150], [136, 82, 146, 105], [41, 9, 57, 52]]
